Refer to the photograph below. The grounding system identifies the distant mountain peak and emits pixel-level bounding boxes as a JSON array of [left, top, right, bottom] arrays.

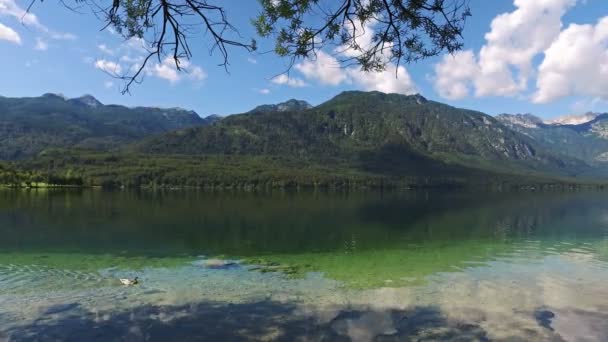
[[545, 112, 600, 126], [42, 93, 67, 100], [69, 94, 103, 108], [167, 106, 190, 112], [496, 113, 544, 128], [412, 93, 427, 104], [248, 99, 312, 113]]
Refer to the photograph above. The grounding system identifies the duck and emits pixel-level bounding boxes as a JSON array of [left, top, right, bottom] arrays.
[[119, 277, 139, 286]]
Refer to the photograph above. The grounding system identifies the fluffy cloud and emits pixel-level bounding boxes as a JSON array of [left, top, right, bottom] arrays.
[[283, 17, 417, 95], [0, 0, 76, 40], [433, 0, 576, 99], [295, 51, 348, 86], [0, 0, 45, 30], [151, 60, 180, 83], [0, 22, 19, 44], [271, 74, 308, 88], [533, 17, 608, 103], [292, 50, 417, 95], [91, 37, 205, 85], [337, 19, 376, 58], [95, 59, 122, 74], [348, 65, 417, 95], [49, 32, 76, 41], [147, 57, 206, 84], [433, 51, 478, 100], [98, 44, 114, 55]]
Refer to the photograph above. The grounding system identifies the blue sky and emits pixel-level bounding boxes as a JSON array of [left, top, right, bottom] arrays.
[[0, 0, 607, 119]]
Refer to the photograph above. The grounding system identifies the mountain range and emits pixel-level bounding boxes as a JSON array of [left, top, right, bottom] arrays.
[[496, 112, 608, 164], [0, 93, 218, 160], [247, 99, 312, 114], [135, 91, 584, 176], [1, 91, 606, 189]]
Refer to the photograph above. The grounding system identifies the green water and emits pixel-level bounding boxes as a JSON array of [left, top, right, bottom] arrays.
[[2, 190, 608, 340]]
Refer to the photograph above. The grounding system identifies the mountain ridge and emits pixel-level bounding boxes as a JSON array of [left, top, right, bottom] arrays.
[[134, 91, 585, 178], [2, 90, 604, 189], [496, 112, 608, 164], [0, 93, 215, 160], [248, 99, 313, 113]]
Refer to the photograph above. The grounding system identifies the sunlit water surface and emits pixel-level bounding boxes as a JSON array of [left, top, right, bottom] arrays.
[[1, 190, 608, 341]]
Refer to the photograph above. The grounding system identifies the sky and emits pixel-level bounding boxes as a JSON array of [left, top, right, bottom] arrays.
[[0, 0, 607, 119]]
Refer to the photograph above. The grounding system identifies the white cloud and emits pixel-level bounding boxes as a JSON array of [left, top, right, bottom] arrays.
[[147, 57, 206, 84], [119, 55, 143, 63], [188, 65, 207, 81], [0, 21, 19, 44], [285, 18, 417, 95], [337, 18, 376, 58], [433, 51, 478, 100], [295, 51, 348, 86], [0, 0, 76, 40], [95, 59, 122, 74], [271, 74, 308, 88], [98, 44, 114, 55], [247, 57, 257, 64], [50, 32, 76, 40], [533, 16, 608, 103], [259, 88, 270, 94], [151, 59, 180, 83], [433, 0, 576, 99], [291, 49, 416, 95], [125, 37, 148, 53], [34, 37, 47, 51], [0, 0, 45, 31], [348, 65, 417, 95], [104, 81, 115, 89], [90, 35, 205, 85]]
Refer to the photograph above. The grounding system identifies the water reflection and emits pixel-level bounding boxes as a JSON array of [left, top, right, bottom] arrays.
[[1, 190, 608, 340]]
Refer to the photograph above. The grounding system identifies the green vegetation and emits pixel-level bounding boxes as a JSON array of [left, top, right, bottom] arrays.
[[1, 91, 606, 190], [498, 113, 608, 166], [134, 91, 585, 176], [0, 252, 194, 271], [0, 149, 595, 190], [0, 94, 213, 160]]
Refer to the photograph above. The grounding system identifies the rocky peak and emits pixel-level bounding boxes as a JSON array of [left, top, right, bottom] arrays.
[[69, 95, 103, 108], [42, 93, 67, 100], [411, 94, 428, 105], [496, 113, 544, 129], [249, 99, 312, 113], [545, 112, 601, 126]]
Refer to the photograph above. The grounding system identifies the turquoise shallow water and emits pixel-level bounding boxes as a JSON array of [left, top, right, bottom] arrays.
[[1, 190, 608, 341]]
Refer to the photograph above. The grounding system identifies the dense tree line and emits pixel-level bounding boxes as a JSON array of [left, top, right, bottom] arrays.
[[0, 163, 83, 188], [0, 150, 596, 191]]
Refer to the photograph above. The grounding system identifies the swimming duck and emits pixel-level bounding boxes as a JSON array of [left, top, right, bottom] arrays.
[[119, 277, 139, 286]]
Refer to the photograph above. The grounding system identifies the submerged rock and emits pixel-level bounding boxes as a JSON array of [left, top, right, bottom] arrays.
[[202, 259, 237, 269], [243, 258, 313, 277], [534, 309, 556, 331]]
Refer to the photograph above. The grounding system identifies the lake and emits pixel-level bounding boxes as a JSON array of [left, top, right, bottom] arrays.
[[1, 190, 608, 341]]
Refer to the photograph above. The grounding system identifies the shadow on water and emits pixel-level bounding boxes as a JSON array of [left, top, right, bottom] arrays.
[[2, 300, 497, 342], [7, 299, 606, 341]]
